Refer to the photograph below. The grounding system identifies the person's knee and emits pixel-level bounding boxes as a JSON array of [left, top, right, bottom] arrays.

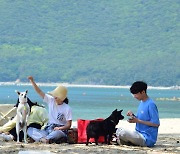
[[27, 127, 39, 137], [47, 130, 66, 140], [27, 127, 33, 135], [116, 128, 126, 137]]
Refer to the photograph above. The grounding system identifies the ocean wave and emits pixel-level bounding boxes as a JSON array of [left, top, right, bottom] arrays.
[[0, 82, 179, 90]]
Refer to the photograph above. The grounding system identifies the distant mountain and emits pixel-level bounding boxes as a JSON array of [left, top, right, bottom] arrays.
[[0, 0, 179, 86]]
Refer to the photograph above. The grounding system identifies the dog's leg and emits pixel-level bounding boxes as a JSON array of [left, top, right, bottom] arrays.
[[107, 133, 113, 145], [16, 111, 22, 143], [24, 108, 29, 143], [23, 125, 28, 143], [26, 109, 30, 123], [104, 135, 107, 144], [17, 110, 24, 129], [95, 136, 99, 145], [16, 123, 20, 143], [86, 135, 90, 146]]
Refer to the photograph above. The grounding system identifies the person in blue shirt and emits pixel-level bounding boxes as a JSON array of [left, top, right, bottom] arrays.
[[116, 81, 160, 147]]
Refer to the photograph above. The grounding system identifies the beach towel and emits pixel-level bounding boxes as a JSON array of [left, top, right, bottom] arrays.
[[77, 118, 105, 143]]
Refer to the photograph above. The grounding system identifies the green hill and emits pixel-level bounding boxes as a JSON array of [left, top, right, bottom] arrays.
[[0, 0, 179, 86]]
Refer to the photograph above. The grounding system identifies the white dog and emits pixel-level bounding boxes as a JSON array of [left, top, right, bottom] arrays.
[[15, 90, 30, 143]]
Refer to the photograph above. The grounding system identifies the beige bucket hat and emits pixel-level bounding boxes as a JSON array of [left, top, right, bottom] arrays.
[[48, 85, 67, 101]]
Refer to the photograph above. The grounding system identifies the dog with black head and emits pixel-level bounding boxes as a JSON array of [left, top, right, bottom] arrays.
[[15, 90, 30, 143], [86, 109, 124, 145]]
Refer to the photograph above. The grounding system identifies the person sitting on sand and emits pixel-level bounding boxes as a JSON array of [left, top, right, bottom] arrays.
[[0, 98, 48, 142], [27, 76, 72, 144], [116, 81, 160, 147]]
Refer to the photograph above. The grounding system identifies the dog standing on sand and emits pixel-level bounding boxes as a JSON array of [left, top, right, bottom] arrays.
[[15, 90, 30, 143], [86, 109, 124, 145]]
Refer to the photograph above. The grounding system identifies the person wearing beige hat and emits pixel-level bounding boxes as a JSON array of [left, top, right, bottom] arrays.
[[27, 76, 72, 144]]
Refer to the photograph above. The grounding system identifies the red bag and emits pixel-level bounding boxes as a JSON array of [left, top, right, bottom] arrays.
[[77, 118, 105, 143]]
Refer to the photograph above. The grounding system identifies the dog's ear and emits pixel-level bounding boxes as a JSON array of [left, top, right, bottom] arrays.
[[15, 90, 20, 95], [112, 109, 117, 113], [25, 90, 28, 94]]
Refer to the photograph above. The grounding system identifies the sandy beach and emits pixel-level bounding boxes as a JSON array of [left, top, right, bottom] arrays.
[[0, 118, 179, 154]]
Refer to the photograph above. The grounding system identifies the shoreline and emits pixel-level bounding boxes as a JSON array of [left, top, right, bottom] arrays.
[[0, 82, 179, 90]]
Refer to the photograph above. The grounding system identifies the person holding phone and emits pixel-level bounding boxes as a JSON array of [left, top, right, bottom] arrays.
[[116, 81, 160, 147]]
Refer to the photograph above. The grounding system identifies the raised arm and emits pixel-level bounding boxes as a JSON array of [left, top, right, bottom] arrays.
[[28, 76, 45, 99]]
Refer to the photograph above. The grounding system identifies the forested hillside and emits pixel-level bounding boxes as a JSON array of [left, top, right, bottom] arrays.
[[0, 0, 179, 86]]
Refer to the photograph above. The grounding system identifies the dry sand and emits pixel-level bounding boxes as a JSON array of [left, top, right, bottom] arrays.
[[0, 118, 180, 154]]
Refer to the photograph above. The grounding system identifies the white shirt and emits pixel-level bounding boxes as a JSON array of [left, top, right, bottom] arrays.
[[43, 94, 72, 125]]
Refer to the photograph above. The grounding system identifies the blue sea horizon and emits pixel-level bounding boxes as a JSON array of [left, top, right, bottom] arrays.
[[0, 85, 179, 121]]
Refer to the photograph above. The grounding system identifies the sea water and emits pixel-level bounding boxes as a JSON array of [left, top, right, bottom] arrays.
[[0, 85, 179, 121]]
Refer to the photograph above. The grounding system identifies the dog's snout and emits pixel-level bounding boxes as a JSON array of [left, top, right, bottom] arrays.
[[21, 93, 27, 98]]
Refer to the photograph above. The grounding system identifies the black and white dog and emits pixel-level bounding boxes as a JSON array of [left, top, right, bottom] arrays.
[[15, 90, 30, 143]]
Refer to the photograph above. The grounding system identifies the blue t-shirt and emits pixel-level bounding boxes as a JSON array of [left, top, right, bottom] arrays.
[[136, 98, 160, 147]]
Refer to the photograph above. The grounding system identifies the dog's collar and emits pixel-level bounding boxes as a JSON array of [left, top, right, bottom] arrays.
[[110, 120, 116, 126]]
